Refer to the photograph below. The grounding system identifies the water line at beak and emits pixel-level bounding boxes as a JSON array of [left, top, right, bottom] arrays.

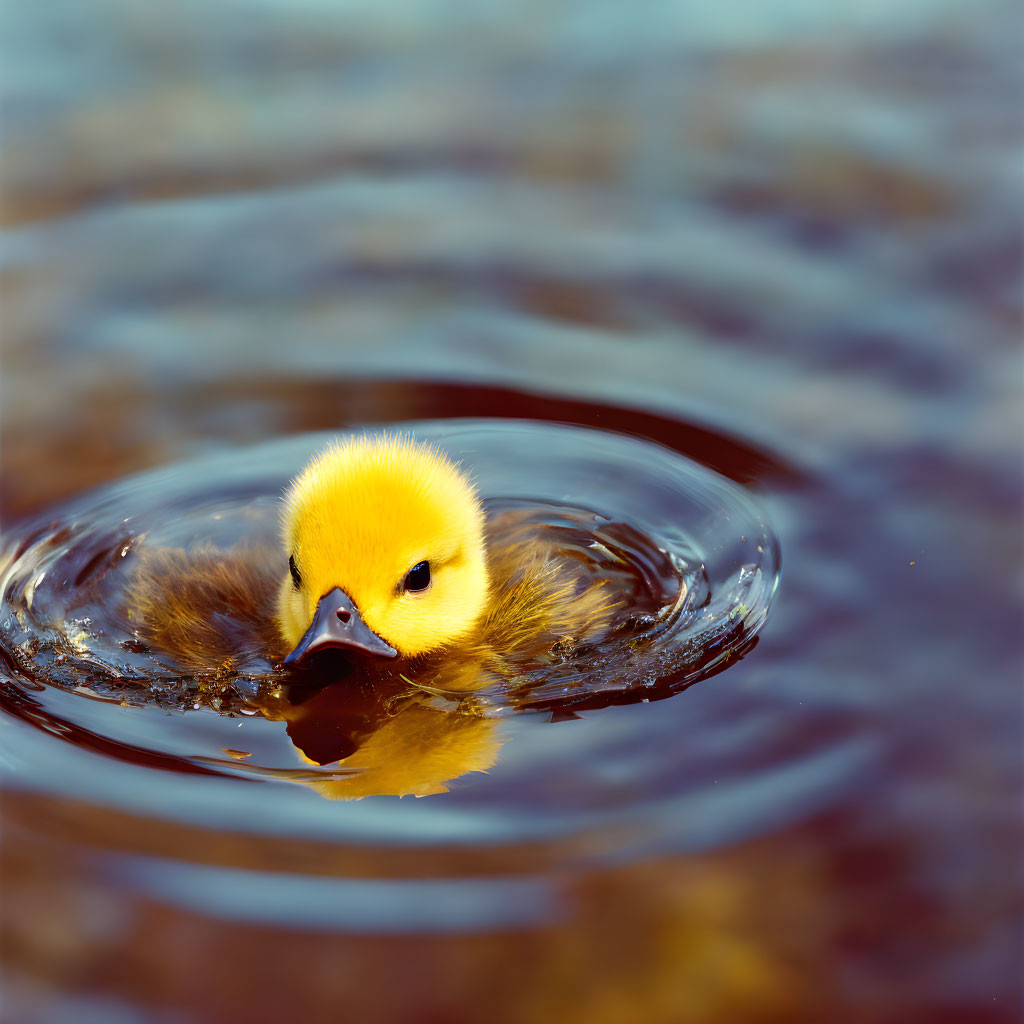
[[282, 587, 398, 666]]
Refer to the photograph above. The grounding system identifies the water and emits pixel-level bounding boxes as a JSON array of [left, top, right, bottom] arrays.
[[1, 2, 1021, 1022], [1, 420, 781, 800]]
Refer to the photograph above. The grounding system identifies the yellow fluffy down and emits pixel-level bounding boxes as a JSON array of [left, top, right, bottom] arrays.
[[278, 436, 490, 657]]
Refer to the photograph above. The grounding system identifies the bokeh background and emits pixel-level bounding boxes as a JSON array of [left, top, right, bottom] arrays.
[[1, 1, 1021, 1022]]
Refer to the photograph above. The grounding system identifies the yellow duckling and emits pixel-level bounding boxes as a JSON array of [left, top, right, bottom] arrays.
[[128, 434, 618, 686], [275, 435, 613, 676], [277, 436, 489, 665]]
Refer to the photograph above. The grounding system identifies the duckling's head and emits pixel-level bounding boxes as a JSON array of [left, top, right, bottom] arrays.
[[278, 436, 489, 664]]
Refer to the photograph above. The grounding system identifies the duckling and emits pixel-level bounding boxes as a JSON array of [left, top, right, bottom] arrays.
[[126, 434, 619, 686], [275, 435, 616, 681], [277, 436, 491, 665]]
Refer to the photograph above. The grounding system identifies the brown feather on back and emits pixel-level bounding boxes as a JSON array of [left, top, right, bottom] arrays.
[[125, 507, 624, 683], [124, 544, 285, 674]]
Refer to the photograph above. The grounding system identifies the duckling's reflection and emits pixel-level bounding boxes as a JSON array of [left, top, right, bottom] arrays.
[[266, 666, 504, 800]]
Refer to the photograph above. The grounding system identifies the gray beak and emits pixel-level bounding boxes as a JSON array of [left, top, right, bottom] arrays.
[[282, 586, 398, 666]]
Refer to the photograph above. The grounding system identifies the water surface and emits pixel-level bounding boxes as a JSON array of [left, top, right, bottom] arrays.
[[1, 2, 1020, 1022]]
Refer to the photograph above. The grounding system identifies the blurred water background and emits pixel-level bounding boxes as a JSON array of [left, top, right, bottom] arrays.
[[1, 1, 1021, 1022]]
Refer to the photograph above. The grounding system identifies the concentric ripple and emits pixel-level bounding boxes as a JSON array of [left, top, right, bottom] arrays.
[[1, 420, 777, 696], [0, 419, 792, 846]]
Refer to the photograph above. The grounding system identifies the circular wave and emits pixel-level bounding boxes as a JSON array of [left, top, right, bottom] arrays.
[[0, 418, 797, 867]]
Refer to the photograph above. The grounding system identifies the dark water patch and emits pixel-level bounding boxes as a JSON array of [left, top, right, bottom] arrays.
[[186, 377, 803, 487], [0, 378, 802, 527]]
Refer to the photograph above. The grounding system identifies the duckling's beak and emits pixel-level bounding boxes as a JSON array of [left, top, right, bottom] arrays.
[[283, 587, 398, 666]]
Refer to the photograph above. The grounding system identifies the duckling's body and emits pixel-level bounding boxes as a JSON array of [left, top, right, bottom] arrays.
[[127, 543, 283, 676], [126, 499, 617, 685]]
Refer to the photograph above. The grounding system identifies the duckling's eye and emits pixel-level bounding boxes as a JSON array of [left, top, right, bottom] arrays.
[[403, 560, 431, 593], [289, 554, 302, 589]]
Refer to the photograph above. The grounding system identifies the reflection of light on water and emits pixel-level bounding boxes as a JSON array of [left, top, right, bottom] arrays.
[[104, 858, 565, 933], [0, 694, 878, 855]]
